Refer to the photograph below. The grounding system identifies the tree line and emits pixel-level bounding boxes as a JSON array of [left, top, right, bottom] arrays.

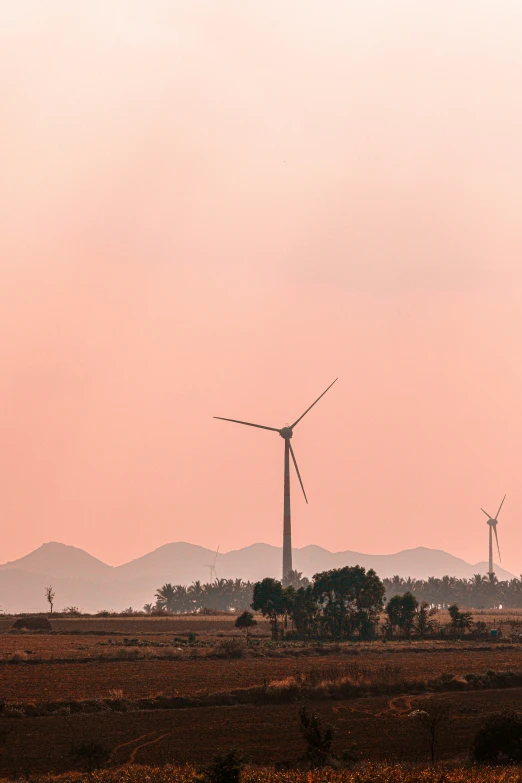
[[151, 567, 385, 639], [383, 572, 522, 609], [151, 578, 255, 613], [151, 568, 522, 617]]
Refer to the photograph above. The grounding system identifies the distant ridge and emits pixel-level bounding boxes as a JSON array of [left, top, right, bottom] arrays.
[[0, 542, 113, 582], [0, 542, 515, 614]]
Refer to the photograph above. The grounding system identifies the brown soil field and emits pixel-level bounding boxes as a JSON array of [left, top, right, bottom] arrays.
[[1, 607, 522, 636], [2, 635, 520, 663], [0, 634, 223, 660], [2, 646, 522, 703], [3, 687, 522, 775], [0, 614, 256, 635], [3, 614, 522, 776]]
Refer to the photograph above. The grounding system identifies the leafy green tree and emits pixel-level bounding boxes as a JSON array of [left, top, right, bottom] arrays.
[[448, 603, 473, 633], [415, 601, 438, 638], [251, 578, 289, 640], [385, 592, 418, 638], [313, 566, 385, 640], [289, 585, 318, 638], [235, 610, 257, 642]]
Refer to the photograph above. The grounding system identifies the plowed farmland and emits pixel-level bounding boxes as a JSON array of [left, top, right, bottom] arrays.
[[2, 646, 522, 703], [3, 614, 522, 776], [3, 688, 522, 774]]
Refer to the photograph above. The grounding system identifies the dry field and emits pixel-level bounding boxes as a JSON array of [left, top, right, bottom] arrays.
[[3, 689, 522, 773], [1, 646, 522, 703], [2, 613, 522, 775]]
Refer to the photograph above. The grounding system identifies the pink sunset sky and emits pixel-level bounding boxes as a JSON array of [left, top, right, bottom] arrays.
[[2, 2, 522, 574]]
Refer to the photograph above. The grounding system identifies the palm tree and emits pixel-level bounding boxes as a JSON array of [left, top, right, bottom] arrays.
[[143, 603, 154, 615], [287, 570, 309, 589], [174, 585, 189, 613], [188, 581, 204, 612], [155, 583, 177, 612]]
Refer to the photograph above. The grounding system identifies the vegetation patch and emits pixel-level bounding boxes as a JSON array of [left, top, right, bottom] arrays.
[[2, 667, 522, 719]]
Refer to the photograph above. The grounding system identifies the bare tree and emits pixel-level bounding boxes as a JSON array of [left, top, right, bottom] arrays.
[[45, 585, 55, 614], [415, 702, 451, 765]]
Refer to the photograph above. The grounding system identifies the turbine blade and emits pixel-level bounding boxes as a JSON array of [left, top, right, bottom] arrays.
[[291, 378, 338, 429], [496, 494, 506, 519], [289, 442, 308, 504], [481, 508, 492, 519], [493, 524, 501, 562], [213, 417, 279, 432], [213, 545, 220, 567]]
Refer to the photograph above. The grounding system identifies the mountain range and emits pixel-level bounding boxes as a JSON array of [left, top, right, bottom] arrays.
[[0, 542, 515, 614]]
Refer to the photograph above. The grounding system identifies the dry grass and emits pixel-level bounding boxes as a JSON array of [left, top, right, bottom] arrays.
[[2, 764, 522, 783]]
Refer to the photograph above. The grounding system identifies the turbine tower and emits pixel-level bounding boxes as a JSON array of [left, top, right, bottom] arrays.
[[480, 495, 505, 576], [214, 379, 337, 583], [204, 544, 219, 582]]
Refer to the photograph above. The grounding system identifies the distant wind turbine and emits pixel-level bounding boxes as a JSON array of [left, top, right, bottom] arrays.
[[214, 379, 337, 583], [480, 495, 505, 576], [204, 544, 219, 582]]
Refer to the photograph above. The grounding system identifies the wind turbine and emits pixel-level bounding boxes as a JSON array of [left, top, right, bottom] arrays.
[[480, 495, 505, 576], [204, 544, 219, 582], [214, 379, 337, 584]]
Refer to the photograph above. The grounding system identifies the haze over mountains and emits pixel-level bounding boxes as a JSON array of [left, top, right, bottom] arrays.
[[0, 542, 514, 614]]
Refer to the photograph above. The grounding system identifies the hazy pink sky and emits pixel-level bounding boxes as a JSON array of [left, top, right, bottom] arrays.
[[2, 2, 522, 574]]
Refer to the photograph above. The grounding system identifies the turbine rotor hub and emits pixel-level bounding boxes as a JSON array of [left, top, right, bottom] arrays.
[[279, 426, 293, 439]]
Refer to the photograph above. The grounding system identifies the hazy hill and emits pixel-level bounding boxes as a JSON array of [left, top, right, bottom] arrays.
[[0, 541, 514, 613], [113, 542, 219, 584], [0, 542, 113, 582], [292, 545, 515, 582]]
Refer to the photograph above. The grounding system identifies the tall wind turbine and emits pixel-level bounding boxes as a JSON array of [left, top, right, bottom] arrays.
[[480, 495, 505, 576], [214, 379, 337, 583], [204, 544, 219, 582]]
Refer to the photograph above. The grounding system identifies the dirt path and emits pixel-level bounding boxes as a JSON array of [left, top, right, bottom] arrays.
[[129, 733, 173, 764], [386, 695, 413, 714], [112, 731, 157, 759]]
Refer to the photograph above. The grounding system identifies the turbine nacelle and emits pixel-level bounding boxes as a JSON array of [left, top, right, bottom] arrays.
[[486, 518, 498, 526], [279, 426, 293, 439]]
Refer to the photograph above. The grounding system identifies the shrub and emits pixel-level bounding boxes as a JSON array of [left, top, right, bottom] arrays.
[[212, 638, 246, 659], [116, 647, 143, 660], [471, 709, 522, 764], [298, 704, 335, 767], [10, 650, 30, 662], [202, 749, 245, 783], [71, 740, 110, 773], [12, 617, 52, 631]]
